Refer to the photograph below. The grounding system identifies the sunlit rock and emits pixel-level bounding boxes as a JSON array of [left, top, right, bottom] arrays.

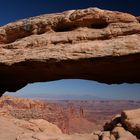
[[0, 7, 140, 96]]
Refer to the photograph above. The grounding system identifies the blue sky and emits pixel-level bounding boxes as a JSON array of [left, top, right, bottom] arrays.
[[6, 80, 140, 100], [2, 0, 140, 100], [0, 0, 140, 26]]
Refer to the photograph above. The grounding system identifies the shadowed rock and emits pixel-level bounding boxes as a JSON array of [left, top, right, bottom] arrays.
[[137, 17, 140, 23], [0, 7, 140, 95], [104, 115, 121, 131]]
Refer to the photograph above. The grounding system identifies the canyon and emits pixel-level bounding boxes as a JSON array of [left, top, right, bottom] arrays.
[[0, 96, 140, 140]]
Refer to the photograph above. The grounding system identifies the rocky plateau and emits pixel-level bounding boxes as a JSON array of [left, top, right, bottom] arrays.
[[0, 96, 140, 140]]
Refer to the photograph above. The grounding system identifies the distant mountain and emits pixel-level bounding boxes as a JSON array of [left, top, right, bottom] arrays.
[[6, 92, 106, 100]]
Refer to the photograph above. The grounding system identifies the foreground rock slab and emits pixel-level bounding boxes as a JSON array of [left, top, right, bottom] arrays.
[[0, 7, 140, 95], [121, 108, 140, 138], [104, 108, 140, 139], [111, 126, 137, 140]]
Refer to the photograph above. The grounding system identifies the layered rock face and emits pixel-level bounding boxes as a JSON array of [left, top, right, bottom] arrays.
[[0, 7, 140, 95], [0, 96, 99, 134], [0, 96, 69, 133], [0, 101, 139, 140]]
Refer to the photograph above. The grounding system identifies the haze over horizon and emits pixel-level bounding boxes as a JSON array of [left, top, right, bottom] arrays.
[[2, 0, 140, 100]]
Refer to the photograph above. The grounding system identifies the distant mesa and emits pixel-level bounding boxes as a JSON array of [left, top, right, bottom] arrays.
[[0, 7, 140, 96]]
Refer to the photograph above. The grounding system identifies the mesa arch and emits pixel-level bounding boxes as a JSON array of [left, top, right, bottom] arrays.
[[0, 7, 140, 96]]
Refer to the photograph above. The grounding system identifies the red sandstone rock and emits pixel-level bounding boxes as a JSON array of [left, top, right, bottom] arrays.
[[0, 8, 140, 95], [111, 126, 137, 140], [0, 96, 140, 140], [121, 108, 140, 138]]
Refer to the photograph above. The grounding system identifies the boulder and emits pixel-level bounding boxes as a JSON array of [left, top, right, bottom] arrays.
[[104, 114, 121, 131], [121, 108, 140, 138], [111, 126, 137, 140]]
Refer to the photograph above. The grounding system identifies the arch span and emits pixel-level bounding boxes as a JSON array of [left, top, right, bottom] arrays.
[[0, 7, 140, 95]]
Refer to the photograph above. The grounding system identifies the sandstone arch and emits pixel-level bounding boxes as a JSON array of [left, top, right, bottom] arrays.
[[0, 7, 140, 96]]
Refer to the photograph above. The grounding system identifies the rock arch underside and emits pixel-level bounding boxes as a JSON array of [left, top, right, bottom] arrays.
[[0, 7, 140, 96]]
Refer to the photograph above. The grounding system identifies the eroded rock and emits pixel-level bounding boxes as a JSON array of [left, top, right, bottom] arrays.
[[0, 8, 140, 95], [121, 108, 140, 138], [104, 114, 121, 131], [111, 126, 137, 140], [0, 97, 140, 140]]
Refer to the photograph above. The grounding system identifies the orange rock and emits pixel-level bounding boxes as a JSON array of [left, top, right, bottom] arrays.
[[0, 8, 140, 95], [121, 108, 140, 138]]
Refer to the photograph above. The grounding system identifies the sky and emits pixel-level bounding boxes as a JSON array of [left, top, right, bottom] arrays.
[[2, 0, 140, 100]]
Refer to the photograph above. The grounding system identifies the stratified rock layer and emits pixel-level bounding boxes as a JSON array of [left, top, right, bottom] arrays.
[[0, 96, 139, 140], [0, 7, 140, 95]]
